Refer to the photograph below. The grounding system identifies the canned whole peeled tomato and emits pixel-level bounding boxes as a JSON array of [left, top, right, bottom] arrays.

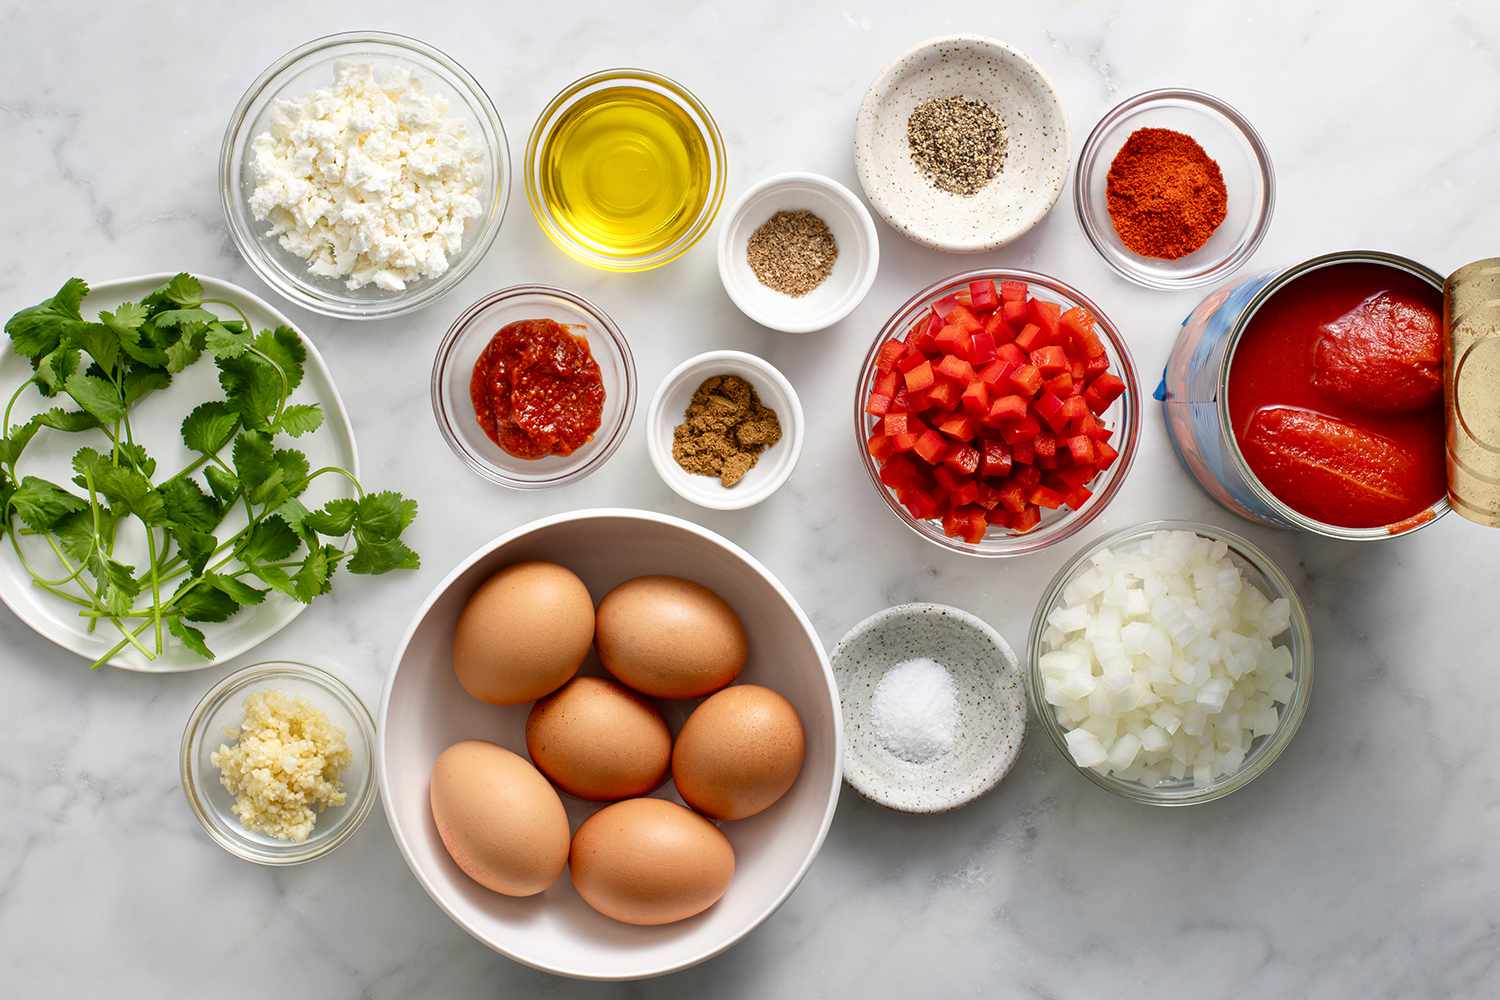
[[1160, 250, 1451, 540]]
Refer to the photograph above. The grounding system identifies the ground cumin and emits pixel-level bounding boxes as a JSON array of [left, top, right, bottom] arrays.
[[1105, 127, 1227, 260], [671, 375, 782, 488]]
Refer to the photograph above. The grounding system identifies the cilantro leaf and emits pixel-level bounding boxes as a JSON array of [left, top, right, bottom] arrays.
[[167, 616, 214, 660], [34, 407, 98, 433], [305, 498, 358, 536], [159, 477, 220, 532], [93, 464, 163, 525], [275, 403, 322, 438], [63, 371, 126, 425], [239, 515, 299, 564], [9, 477, 89, 530], [117, 442, 156, 478], [63, 322, 120, 374], [357, 491, 419, 542], [164, 332, 201, 373], [101, 301, 147, 333], [252, 326, 305, 391], [171, 526, 216, 577], [5, 277, 87, 359], [205, 322, 251, 359], [0, 418, 42, 465], [173, 580, 239, 623], [293, 543, 344, 600], [35, 345, 80, 396], [348, 536, 420, 574], [203, 572, 267, 606], [54, 509, 103, 564], [181, 401, 239, 455], [252, 563, 299, 600], [217, 353, 281, 429], [231, 430, 275, 490], [161, 273, 202, 308], [204, 466, 240, 506], [153, 307, 217, 329], [123, 369, 170, 406]]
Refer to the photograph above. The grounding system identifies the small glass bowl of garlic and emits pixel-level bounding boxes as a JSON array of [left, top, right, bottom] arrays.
[[1026, 521, 1312, 805]]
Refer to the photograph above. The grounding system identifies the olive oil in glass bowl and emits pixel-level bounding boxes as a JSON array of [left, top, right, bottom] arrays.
[[526, 69, 727, 271]]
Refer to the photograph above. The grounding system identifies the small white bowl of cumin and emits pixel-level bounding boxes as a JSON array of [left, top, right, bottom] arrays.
[[717, 172, 879, 334], [647, 350, 805, 511]]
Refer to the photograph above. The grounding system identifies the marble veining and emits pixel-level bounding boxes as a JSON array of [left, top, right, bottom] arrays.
[[2, 0, 1498, 996]]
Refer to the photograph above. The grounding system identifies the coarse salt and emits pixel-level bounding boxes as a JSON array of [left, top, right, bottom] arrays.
[[871, 657, 959, 764]]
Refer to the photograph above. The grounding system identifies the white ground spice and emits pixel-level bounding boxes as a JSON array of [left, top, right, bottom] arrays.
[[746, 209, 839, 296], [907, 95, 1009, 196], [211, 689, 351, 843]]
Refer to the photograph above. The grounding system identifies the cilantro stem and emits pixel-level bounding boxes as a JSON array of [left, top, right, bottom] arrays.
[[306, 466, 366, 499], [1, 376, 34, 446]]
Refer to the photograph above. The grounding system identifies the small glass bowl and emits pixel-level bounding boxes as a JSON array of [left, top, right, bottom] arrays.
[[855, 269, 1141, 558], [1026, 521, 1313, 806], [524, 68, 727, 272], [220, 31, 510, 320], [431, 285, 637, 488], [180, 661, 378, 864], [1074, 88, 1275, 290]]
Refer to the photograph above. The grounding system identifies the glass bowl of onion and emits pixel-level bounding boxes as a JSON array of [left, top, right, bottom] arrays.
[[1026, 520, 1312, 806]]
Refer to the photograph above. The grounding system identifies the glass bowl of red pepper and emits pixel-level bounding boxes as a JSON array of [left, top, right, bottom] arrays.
[[432, 284, 637, 489], [855, 270, 1141, 558]]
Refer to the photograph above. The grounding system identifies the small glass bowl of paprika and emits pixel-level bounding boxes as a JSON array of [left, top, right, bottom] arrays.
[[431, 284, 637, 489], [1074, 88, 1275, 290]]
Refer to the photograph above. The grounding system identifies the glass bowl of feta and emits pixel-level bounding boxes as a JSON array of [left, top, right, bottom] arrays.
[[1025, 521, 1312, 806], [220, 31, 509, 320]]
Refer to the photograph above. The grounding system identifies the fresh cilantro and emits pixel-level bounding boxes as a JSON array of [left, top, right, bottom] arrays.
[[275, 403, 322, 437], [63, 371, 126, 424], [10, 477, 88, 530], [167, 616, 213, 660], [4, 277, 88, 359], [181, 401, 239, 455]]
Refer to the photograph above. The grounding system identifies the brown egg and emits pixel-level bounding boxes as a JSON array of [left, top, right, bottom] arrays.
[[595, 576, 747, 699], [569, 798, 735, 925], [429, 740, 570, 897], [672, 685, 805, 821], [452, 561, 593, 705], [526, 677, 672, 801]]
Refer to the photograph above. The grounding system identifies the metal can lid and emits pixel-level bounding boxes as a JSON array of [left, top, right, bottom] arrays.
[[1444, 258, 1500, 527]]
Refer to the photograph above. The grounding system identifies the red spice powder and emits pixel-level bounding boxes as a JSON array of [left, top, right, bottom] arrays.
[[1105, 128, 1227, 260]]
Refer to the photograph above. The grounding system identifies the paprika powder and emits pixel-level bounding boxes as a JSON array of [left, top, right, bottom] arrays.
[[1105, 127, 1227, 260]]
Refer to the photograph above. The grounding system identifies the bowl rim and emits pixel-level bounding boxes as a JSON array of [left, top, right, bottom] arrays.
[[375, 507, 844, 981], [523, 67, 728, 272], [854, 33, 1070, 253], [645, 349, 806, 510], [1024, 519, 1314, 806], [715, 171, 881, 334], [1073, 86, 1276, 290], [430, 283, 638, 490], [179, 660, 379, 864], [830, 601, 1027, 814], [854, 268, 1142, 558], [219, 29, 511, 320]]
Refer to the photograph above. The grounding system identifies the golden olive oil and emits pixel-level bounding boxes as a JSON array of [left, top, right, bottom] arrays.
[[538, 86, 712, 261]]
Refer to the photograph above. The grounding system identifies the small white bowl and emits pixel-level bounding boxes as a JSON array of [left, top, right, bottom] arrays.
[[855, 35, 1068, 252], [717, 172, 879, 334], [831, 603, 1027, 814], [647, 350, 805, 510]]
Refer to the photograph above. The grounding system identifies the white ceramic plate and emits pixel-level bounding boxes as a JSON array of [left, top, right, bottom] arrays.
[[378, 509, 843, 980], [855, 35, 1068, 252], [0, 274, 358, 672]]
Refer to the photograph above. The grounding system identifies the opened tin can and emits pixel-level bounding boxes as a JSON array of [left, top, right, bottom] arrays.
[[1444, 259, 1500, 527], [1160, 250, 1451, 540]]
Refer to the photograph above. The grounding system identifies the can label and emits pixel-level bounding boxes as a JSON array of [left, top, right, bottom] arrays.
[[1444, 258, 1500, 527], [1160, 269, 1287, 527]]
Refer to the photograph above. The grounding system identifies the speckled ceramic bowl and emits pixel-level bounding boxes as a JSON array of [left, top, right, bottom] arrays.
[[854, 35, 1068, 252], [831, 603, 1026, 813]]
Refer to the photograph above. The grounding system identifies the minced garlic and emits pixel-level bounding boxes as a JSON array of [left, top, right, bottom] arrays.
[[211, 689, 351, 843]]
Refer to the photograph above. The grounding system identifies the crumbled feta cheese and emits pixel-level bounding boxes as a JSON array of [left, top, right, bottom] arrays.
[[248, 62, 484, 292], [210, 689, 351, 842]]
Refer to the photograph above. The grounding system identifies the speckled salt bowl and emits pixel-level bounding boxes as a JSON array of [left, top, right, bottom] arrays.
[[831, 603, 1027, 813], [854, 35, 1068, 252]]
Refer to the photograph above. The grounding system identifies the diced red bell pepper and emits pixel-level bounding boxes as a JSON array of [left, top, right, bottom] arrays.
[[875, 370, 900, 399], [1083, 372, 1127, 413], [1013, 463, 1041, 490], [967, 331, 997, 365], [974, 482, 1002, 510], [932, 295, 963, 320], [934, 324, 971, 357], [996, 342, 1027, 367], [1034, 391, 1067, 434], [905, 360, 936, 392], [913, 428, 949, 465], [986, 394, 1029, 425], [1034, 433, 1058, 464], [1095, 440, 1119, 468], [910, 322, 940, 356], [1060, 394, 1090, 430], [968, 279, 999, 312], [1009, 364, 1044, 398], [1053, 464, 1097, 489], [1064, 486, 1093, 511], [947, 304, 983, 334], [865, 393, 893, 417], [960, 380, 990, 417], [1013, 323, 1045, 352], [891, 388, 911, 412], [899, 487, 941, 521], [1045, 372, 1076, 398], [1066, 434, 1096, 466], [933, 464, 968, 492], [1012, 504, 1042, 533], [1070, 359, 1087, 381], [906, 389, 936, 413], [1059, 307, 1100, 354], [986, 506, 1013, 526], [1028, 298, 1061, 341], [892, 430, 921, 453], [937, 414, 977, 441], [867, 433, 895, 462], [943, 505, 988, 544], [948, 480, 980, 509], [978, 359, 1018, 388], [1010, 440, 1036, 465], [936, 354, 976, 383], [944, 444, 980, 476], [1030, 345, 1068, 378], [883, 412, 910, 438], [981, 439, 1012, 478], [1000, 415, 1041, 444], [880, 455, 921, 488], [897, 349, 928, 373], [1000, 280, 1028, 303], [1084, 353, 1110, 377], [1030, 485, 1065, 510], [984, 309, 1015, 345], [926, 380, 959, 411], [876, 339, 907, 373], [1002, 299, 1029, 325], [995, 481, 1028, 513]]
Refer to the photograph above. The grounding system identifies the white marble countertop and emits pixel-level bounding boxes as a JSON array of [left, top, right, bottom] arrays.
[[4, 1, 1498, 996]]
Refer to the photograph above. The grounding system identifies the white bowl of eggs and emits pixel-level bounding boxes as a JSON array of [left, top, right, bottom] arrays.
[[378, 508, 842, 980]]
